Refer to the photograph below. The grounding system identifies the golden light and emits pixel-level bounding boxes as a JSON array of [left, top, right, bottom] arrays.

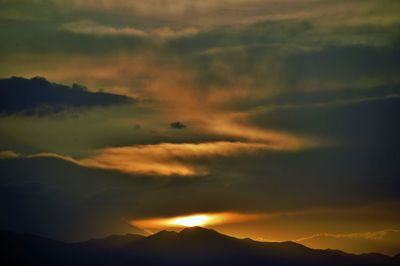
[[168, 214, 211, 227], [132, 212, 261, 231]]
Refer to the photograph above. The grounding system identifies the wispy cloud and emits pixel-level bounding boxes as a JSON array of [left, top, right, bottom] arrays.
[[296, 229, 400, 242], [52, 0, 400, 28], [295, 229, 400, 255], [60, 20, 199, 39], [77, 141, 296, 176], [0, 150, 19, 159], [59, 20, 147, 37], [0, 140, 302, 176], [150, 26, 199, 39]]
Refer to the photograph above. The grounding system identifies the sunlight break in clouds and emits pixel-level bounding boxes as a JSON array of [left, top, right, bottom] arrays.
[[132, 212, 261, 231]]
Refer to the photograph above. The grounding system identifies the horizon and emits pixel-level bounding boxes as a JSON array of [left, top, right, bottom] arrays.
[[4, 225, 399, 266], [1, 0, 400, 260], [4, 225, 399, 258]]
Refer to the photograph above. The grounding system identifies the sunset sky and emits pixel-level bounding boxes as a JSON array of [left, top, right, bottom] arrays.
[[0, 0, 399, 256]]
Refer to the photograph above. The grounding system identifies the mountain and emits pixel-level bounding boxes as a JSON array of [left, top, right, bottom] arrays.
[[1, 227, 399, 266], [77, 233, 145, 250]]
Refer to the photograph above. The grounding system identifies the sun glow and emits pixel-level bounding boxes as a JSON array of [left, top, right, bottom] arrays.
[[131, 212, 261, 231], [168, 214, 211, 227]]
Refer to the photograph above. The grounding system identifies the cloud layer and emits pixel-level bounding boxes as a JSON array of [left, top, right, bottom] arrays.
[[0, 0, 399, 255]]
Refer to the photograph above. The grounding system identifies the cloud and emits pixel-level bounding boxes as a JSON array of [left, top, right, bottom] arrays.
[[0, 150, 19, 159], [1, 0, 400, 254], [0, 76, 133, 115], [0, 140, 301, 176], [77, 141, 300, 176], [170, 121, 187, 129], [296, 229, 400, 255], [60, 20, 146, 37], [0, 182, 146, 241], [249, 83, 400, 108], [1, 151, 400, 250], [150, 26, 199, 39], [251, 95, 400, 149], [77, 141, 287, 176], [297, 229, 400, 242], [60, 20, 199, 39], [50, 0, 400, 28], [284, 45, 400, 91]]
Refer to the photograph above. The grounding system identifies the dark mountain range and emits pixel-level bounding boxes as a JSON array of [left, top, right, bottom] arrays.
[[1, 227, 399, 266]]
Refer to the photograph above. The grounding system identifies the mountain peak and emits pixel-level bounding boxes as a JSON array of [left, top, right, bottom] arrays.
[[80, 233, 144, 248], [179, 226, 222, 237], [180, 226, 213, 233], [148, 230, 178, 240], [176, 226, 235, 244]]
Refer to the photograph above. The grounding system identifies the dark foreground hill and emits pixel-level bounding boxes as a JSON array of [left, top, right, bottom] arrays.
[[1, 227, 399, 266]]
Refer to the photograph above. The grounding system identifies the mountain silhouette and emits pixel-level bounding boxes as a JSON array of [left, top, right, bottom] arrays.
[[1, 227, 399, 266]]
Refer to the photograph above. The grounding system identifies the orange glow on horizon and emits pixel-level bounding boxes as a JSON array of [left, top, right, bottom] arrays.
[[131, 212, 261, 231], [168, 214, 211, 227]]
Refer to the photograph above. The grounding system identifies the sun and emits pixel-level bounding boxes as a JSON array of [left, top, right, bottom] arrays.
[[131, 212, 261, 230], [168, 214, 211, 227]]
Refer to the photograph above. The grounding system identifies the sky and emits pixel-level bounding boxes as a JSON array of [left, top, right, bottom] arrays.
[[0, 0, 400, 256]]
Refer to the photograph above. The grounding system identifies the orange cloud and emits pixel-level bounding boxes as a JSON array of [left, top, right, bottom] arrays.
[[0, 139, 302, 176], [76, 141, 294, 176]]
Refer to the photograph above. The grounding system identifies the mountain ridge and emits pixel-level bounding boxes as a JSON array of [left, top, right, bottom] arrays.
[[1, 227, 399, 266]]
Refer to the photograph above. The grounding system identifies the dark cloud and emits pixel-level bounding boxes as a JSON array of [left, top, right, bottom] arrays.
[[0, 18, 150, 56], [229, 83, 400, 112], [0, 182, 146, 241], [284, 45, 400, 89], [0, 156, 157, 241], [130, 146, 399, 217], [254, 95, 400, 148], [166, 20, 313, 54], [0, 77, 134, 115], [170, 121, 187, 129], [265, 84, 400, 106], [163, 21, 400, 94]]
